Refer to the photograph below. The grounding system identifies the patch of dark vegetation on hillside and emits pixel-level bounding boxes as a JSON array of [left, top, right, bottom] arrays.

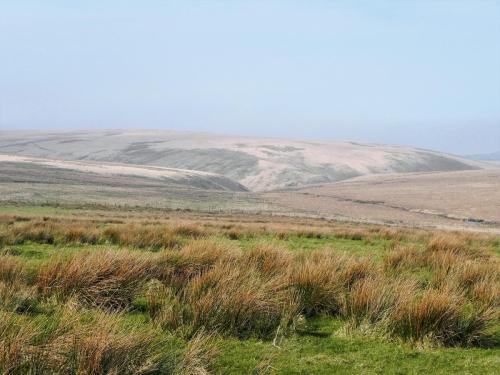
[[389, 152, 479, 173], [115, 145, 260, 181], [260, 145, 304, 152], [275, 161, 360, 188]]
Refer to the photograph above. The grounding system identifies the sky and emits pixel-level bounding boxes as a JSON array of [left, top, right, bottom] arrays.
[[0, 1, 499, 155]]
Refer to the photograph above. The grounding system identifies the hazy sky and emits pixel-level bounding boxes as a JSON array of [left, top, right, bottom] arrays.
[[1, 1, 499, 154]]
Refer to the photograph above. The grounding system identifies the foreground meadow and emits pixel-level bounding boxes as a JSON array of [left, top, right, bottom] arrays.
[[0, 205, 499, 374]]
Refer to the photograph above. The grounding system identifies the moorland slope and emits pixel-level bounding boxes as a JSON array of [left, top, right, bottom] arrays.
[[0, 130, 481, 191]]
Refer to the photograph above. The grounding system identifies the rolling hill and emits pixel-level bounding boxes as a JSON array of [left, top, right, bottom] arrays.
[[0, 154, 247, 192], [0, 154, 270, 211], [0, 130, 480, 191]]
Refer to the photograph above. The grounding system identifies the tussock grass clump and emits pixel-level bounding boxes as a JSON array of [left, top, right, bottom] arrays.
[[146, 281, 191, 332], [103, 224, 182, 250], [426, 233, 479, 257], [471, 280, 500, 309], [435, 260, 500, 308], [224, 227, 248, 240], [0, 255, 25, 285], [383, 233, 491, 277], [344, 277, 401, 325], [51, 311, 174, 374], [171, 223, 205, 238], [244, 243, 293, 276], [290, 253, 342, 316], [0, 311, 40, 374], [0, 217, 207, 250], [36, 250, 155, 310], [383, 245, 425, 272], [61, 224, 100, 244], [0, 255, 38, 314], [151, 244, 297, 338], [156, 239, 238, 290], [344, 279, 497, 347], [185, 261, 298, 338], [176, 239, 236, 267], [175, 330, 217, 375], [0, 309, 184, 374], [332, 228, 366, 241], [296, 229, 325, 239], [290, 251, 376, 316], [376, 227, 404, 241], [386, 287, 494, 346], [11, 220, 56, 244], [0, 281, 39, 314]]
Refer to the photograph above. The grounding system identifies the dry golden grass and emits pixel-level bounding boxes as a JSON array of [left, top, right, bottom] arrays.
[[0, 311, 39, 374], [0, 211, 451, 250], [290, 251, 376, 316], [0, 211, 498, 354], [0, 281, 38, 314], [146, 281, 188, 332], [155, 239, 239, 291], [103, 224, 183, 250], [0, 255, 24, 285], [386, 286, 495, 346], [36, 250, 156, 310], [383, 245, 424, 271], [0, 217, 207, 250], [0, 308, 187, 374], [344, 277, 399, 325], [175, 330, 217, 375], [245, 243, 293, 276], [185, 260, 297, 338]]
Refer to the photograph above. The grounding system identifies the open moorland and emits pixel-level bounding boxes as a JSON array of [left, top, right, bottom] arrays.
[[1, 130, 499, 232], [1, 152, 499, 232], [0, 205, 499, 374], [1, 130, 499, 373], [0, 155, 271, 213], [266, 168, 500, 231], [0, 130, 483, 191]]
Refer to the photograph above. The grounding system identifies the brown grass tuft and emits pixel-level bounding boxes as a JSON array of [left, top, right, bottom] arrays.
[[36, 250, 155, 310], [156, 239, 238, 290], [344, 277, 398, 324], [176, 330, 217, 375], [185, 260, 297, 338], [426, 233, 482, 257], [386, 286, 494, 346], [0, 255, 25, 285], [0, 309, 178, 374], [244, 243, 293, 276], [290, 251, 375, 316]]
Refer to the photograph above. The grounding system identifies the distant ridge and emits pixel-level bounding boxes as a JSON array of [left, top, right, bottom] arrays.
[[0, 130, 480, 191], [464, 151, 500, 161]]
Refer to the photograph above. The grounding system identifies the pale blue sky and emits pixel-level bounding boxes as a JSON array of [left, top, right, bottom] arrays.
[[1, 1, 499, 154]]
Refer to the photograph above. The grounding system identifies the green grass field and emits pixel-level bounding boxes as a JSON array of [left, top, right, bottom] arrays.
[[1, 205, 499, 374]]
